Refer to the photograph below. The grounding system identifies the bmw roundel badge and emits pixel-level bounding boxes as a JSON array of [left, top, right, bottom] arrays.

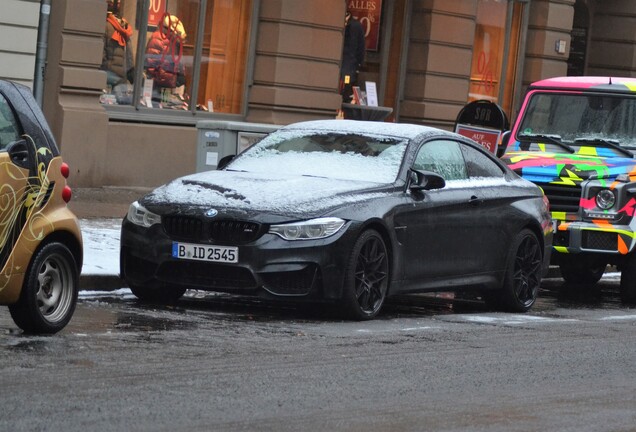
[[205, 209, 218, 218]]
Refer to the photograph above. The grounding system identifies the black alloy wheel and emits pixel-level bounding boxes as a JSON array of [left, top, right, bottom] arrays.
[[490, 229, 542, 312], [342, 229, 389, 320]]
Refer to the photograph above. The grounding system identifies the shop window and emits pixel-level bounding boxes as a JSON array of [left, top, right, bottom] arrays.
[[468, 0, 524, 114], [469, 1, 507, 103], [100, 0, 253, 116]]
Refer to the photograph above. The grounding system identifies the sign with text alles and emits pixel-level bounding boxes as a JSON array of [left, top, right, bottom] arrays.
[[455, 124, 501, 154], [348, 0, 383, 51]]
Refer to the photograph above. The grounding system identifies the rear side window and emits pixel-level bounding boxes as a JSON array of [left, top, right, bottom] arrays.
[[0, 93, 20, 151], [414, 140, 468, 180], [461, 144, 505, 178]]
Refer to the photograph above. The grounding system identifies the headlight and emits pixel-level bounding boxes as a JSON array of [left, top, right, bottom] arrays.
[[126, 201, 161, 227], [596, 189, 616, 210], [269, 217, 346, 241]]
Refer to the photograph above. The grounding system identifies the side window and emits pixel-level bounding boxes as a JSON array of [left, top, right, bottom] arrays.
[[461, 144, 506, 178], [413, 140, 467, 180], [0, 93, 20, 151]]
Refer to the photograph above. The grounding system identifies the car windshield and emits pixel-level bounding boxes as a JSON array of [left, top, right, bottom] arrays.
[[517, 93, 636, 149], [227, 130, 408, 183]]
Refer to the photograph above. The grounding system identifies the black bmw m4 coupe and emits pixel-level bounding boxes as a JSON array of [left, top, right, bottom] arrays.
[[120, 120, 552, 319]]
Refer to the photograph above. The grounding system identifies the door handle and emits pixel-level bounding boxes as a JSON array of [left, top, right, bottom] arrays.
[[7, 139, 30, 169], [469, 195, 484, 206]]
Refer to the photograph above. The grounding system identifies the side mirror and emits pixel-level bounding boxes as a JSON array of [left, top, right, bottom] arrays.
[[409, 169, 446, 191], [217, 154, 235, 170], [497, 130, 511, 157]]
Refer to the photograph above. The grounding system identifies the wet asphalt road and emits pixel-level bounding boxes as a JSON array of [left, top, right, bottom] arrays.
[[1, 274, 636, 432]]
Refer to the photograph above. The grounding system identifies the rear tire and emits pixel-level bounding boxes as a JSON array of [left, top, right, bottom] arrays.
[[9, 242, 79, 334], [341, 230, 389, 320], [130, 283, 186, 304], [490, 229, 542, 312]]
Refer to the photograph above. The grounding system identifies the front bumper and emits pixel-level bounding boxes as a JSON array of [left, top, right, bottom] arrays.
[[552, 219, 636, 255], [120, 218, 360, 301]]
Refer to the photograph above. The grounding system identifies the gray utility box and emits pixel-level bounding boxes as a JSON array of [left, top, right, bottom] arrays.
[[196, 120, 282, 172]]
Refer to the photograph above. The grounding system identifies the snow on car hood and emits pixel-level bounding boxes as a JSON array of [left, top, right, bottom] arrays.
[[142, 170, 389, 217], [502, 151, 636, 184]]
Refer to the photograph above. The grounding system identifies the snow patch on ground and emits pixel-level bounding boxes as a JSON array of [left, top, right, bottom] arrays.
[[80, 219, 121, 276]]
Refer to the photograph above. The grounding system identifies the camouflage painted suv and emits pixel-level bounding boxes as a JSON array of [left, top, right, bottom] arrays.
[[0, 80, 82, 333], [501, 76, 636, 301]]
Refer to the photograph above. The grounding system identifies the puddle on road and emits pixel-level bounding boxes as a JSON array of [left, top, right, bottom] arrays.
[[110, 311, 196, 333], [6, 338, 55, 353], [539, 276, 626, 311], [4, 273, 628, 342]]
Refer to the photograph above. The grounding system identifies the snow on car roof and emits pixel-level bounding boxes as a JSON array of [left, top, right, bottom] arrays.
[[280, 119, 448, 140]]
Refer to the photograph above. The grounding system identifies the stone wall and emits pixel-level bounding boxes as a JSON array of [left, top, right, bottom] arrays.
[[42, 0, 109, 187], [400, 0, 477, 130], [0, 0, 39, 87], [246, 0, 345, 124], [586, 0, 636, 76], [523, 0, 575, 87]]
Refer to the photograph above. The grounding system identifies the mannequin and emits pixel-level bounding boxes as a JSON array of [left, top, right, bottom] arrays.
[[101, 0, 135, 99], [340, 10, 366, 103], [144, 13, 188, 108]]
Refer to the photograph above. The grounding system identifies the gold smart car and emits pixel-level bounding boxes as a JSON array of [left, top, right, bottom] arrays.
[[0, 80, 82, 334]]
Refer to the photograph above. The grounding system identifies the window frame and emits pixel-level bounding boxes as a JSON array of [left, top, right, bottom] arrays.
[[102, 0, 261, 126], [460, 142, 506, 178]]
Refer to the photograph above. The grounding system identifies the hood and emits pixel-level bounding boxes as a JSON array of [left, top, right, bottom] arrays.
[[501, 151, 636, 185], [141, 170, 391, 220]]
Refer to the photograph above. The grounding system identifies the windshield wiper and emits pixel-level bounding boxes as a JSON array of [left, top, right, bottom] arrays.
[[574, 138, 635, 158], [517, 133, 575, 153]]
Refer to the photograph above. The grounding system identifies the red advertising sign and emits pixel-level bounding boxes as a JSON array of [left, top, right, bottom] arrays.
[[148, 0, 167, 27], [347, 0, 383, 51], [455, 124, 501, 154]]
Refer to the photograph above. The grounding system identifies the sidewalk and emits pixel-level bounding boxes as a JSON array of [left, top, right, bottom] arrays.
[[69, 187, 152, 291]]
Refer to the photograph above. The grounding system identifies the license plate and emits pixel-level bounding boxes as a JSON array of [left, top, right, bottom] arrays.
[[172, 242, 238, 263]]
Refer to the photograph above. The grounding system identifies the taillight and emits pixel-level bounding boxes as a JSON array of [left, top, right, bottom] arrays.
[[61, 162, 71, 202], [62, 185, 72, 203], [61, 162, 70, 178]]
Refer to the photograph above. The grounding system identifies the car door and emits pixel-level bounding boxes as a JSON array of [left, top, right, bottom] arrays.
[[395, 139, 482, 284], [396, 137, 516, 288], [0, 91, 34, 270], [459, 142, 513, 274]]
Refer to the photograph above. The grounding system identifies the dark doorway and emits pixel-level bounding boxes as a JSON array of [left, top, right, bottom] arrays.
[[567, 0, 589, 76]]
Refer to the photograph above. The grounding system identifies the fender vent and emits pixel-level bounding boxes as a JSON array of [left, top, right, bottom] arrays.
[[40, 181, 55, 208]]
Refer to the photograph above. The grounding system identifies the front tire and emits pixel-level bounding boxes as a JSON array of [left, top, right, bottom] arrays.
[[559, 257, 605, 285], [619, 252, 636, 304], [491, 229, 543, 312], [341, 229, 389, 320], [9, 242, 79, 334]]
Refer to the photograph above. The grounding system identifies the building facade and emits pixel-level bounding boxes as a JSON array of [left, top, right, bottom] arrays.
[[0, 0, 40, 88], [31, 0, 636, 188]]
